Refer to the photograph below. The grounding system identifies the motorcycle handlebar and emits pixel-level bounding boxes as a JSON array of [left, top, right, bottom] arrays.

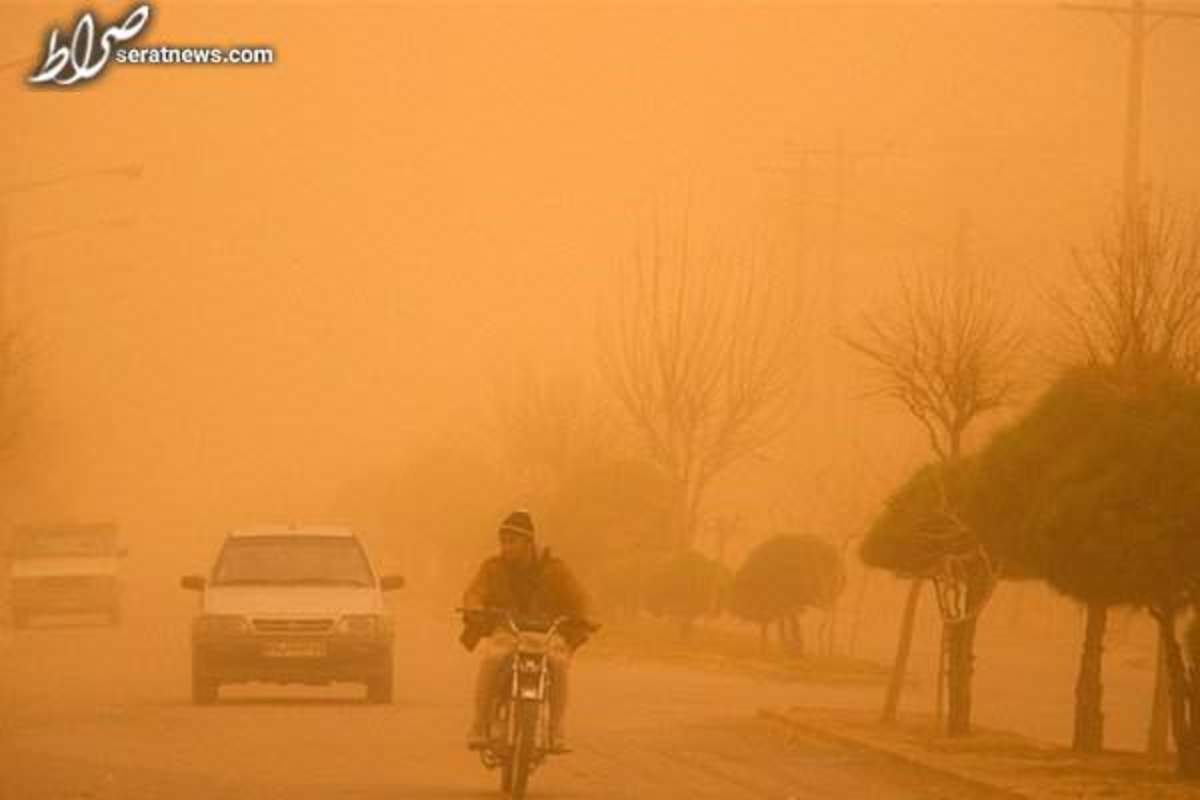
[[456, 607, 600, 633]]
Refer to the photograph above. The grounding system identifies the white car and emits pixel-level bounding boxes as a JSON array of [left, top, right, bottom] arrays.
[[181, 525, 404, 704], [9, 523, 126, 628]]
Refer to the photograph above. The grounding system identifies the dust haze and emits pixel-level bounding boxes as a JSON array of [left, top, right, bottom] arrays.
[[3, 2, 1200, 797]]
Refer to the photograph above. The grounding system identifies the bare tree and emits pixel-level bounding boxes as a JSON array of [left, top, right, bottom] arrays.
[[489, 364, 617, 495], [1054, 195, 1200, 755], [599, 206, 804, 551], [1057, 198, 1200, 385], [846, 260, 1023, 735]]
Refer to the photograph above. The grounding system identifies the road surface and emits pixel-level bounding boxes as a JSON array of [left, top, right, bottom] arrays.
[[1, 598, 1009, 799]]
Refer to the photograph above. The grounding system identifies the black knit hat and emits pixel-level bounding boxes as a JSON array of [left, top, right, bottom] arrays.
[[498, 509, 535, 540]]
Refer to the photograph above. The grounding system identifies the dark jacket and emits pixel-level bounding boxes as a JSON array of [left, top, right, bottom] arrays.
[[460, 548, 590, 650], [462, 548, 589, 620]]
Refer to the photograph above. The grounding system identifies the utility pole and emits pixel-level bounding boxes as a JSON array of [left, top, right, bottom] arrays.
[[1062, 1, 1200, 225], [759, 154, 811, 285], [762, 134, 904, 444], [1069, 0, 1198, 757], [708, 513, 741, 617], [0, 164, 142, 309], [1062, 0, 1200, 757], [0, 202, 7, 326], [787, 132, 900, 330]]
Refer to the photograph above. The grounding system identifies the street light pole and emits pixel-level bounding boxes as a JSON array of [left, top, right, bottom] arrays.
[[0, 162, 143, 323], [1061, 0, 1200, 226]]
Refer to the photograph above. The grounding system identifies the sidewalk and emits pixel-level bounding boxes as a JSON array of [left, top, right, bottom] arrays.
[[588, 619, 893, 686], [763, 706, 1200, 799]]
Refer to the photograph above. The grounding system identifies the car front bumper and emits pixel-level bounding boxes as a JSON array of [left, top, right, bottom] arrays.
[[11, 576, 120, 615], [193, 636, 393, 684]]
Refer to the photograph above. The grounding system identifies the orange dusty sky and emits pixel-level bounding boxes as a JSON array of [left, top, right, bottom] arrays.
[[1, 1, 1198, 548]]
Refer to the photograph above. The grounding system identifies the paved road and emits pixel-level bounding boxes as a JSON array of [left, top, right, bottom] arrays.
[[1, 599, 1009, 799]]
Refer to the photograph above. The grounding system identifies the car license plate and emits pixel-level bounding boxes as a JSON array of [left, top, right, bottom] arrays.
[[262, 640, 326, 658]]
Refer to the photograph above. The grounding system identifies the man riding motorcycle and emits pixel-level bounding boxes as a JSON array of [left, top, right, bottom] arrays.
[[460, 509, 590, 753]]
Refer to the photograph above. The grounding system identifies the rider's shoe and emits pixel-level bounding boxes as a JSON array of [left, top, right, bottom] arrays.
[[547, 734, 571, 754], [467, 725, 489, 751]]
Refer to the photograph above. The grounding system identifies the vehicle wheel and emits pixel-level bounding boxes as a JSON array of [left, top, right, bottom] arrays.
[[495, 701, 513, 792], [510, 700, 539, 799], [500, 760, 513, 794], [191, 657, 218, 705], [365, 655, 393, 704]]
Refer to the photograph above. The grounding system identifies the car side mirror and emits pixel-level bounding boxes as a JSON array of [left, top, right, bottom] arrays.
[[181, 574, 206, 591], [380, 575, 405, 591]]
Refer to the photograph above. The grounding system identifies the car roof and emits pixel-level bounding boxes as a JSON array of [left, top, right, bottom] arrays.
[[16, 522, 118, 537], [227, 525, 357, 539]]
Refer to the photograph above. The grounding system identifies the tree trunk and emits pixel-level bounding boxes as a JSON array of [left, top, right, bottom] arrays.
[[848, 572, 870, 657], [935, 624, 948, 725], [1155, 610, 1200, 779], [790, 614, 805, 658], [1150, 631, 1172, 756], [777, 618, 795, 657], [709, 530, 728, 617], [946, 615, 978, 737], [825, 603, 837, 657], [881, 579, 922, 725], [1073, 602, 1107, 753]]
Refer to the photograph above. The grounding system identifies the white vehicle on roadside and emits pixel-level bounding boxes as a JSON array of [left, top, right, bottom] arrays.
[[181, 525, 404, 705], [8, 523, 126, 628]]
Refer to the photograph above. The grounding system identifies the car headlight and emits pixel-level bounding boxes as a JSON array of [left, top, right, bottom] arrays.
[[194, 614, 249, 637], [337, 614, 388, 637]]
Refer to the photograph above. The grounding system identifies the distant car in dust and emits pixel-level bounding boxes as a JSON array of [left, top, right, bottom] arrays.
[[7, 523, 126, 628], [181, 525, 405, 705]]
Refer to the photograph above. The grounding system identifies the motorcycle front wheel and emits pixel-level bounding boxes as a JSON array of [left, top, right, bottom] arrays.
[[509, 699, 540, 799], [495, 701, 513, 793]]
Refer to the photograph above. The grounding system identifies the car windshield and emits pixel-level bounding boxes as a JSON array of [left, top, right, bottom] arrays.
[[212, 536, 374, 587], [11, 526, 118, 558]]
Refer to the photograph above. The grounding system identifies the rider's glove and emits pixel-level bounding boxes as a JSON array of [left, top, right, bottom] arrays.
[[560, 622, 590, 651], [459, 622, 485, 652]]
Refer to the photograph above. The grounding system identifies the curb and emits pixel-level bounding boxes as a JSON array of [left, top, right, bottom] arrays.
[[759, 708, 1031, 799], [587, 645, 893, 687]]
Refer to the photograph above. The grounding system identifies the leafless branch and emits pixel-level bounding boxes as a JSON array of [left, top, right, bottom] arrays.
[[1054, 195, 1200, 387], [489, 364, 618, 493], [845, 261, 1024, 473], [598, 204, 805, 549]]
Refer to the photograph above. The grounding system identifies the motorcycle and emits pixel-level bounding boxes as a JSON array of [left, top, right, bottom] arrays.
[[458, 608, 597, 799]]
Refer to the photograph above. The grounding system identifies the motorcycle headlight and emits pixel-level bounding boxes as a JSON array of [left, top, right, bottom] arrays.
[[337, 614, 386, 637], [194, 614, 249, 637], [517, 654, 543, 674]]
